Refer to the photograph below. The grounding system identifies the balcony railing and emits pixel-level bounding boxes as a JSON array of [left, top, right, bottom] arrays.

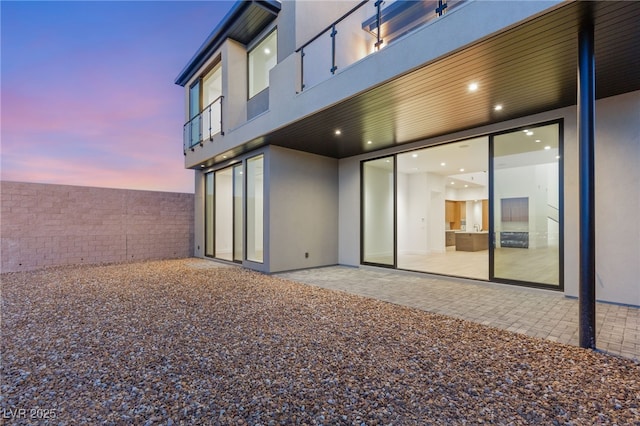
[[183, 95, 223, 153], [297, 0, 464, 91]]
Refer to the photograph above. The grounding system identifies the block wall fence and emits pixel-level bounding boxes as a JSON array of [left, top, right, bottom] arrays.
[[0, 181, 194, 273]]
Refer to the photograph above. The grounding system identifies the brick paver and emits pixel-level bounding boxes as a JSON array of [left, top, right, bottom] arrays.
[[277, 265, 639, 361]]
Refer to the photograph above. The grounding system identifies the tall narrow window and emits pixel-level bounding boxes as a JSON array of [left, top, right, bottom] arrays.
[[248, 30, 277, 98], [202, 63, 222, 136], [233, 165, 244, 262], [204, 172, 214, 257], [491, 122, 561, 287], [247, 155, 264, 263], [215, 167, 234, 261], [362, 156, 395, 266], [189, 80, 201, 146]]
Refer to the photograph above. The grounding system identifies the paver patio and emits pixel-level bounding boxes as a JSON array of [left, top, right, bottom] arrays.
[[277, 265, 639, 361]]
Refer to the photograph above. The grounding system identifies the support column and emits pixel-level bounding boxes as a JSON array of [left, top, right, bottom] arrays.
[[577, 8, 596, 349]]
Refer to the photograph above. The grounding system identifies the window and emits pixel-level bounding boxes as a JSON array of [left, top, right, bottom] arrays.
[[362, 156, 395, 266], [248, 29, 277, 98], [246, 155, 264, 263], [204, 172, 214, 257]]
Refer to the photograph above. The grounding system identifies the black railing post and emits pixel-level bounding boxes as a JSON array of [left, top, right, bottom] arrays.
[[330, 24, 338, 74], [220, 96, 224, 136], [436, 0, 448, 16], [300, 47, 305, 91], [577, 5, 596, 350], [375, 0, 384, 50], [208, 104, 212, 141]]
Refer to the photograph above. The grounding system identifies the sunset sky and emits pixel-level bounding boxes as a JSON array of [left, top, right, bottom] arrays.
[[1, 1, 235, 193]]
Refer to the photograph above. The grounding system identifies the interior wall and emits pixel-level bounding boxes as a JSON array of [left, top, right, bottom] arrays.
[[268, 146, 339, 272]]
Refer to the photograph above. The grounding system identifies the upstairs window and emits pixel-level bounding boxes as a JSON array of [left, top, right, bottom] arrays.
[[248, 29, 277, 98]]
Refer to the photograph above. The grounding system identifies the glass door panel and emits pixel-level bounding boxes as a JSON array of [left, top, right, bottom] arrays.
[[204, 172, 214, 257], [396, 137, 489, 280], [233, 165, 243, 262], [362, 157, 395, 266], [491, 123, 561, 286], [247, 155, 264, 263], [214, 167, 233, 261]]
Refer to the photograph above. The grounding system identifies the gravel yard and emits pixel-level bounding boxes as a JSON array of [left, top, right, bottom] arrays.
[[1, 259, 639, 425]]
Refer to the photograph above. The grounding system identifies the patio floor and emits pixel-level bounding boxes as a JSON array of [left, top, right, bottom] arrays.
[[277, 265, 640, 361]]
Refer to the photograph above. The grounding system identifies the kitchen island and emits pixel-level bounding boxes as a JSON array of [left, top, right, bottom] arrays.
[[455, 231, 489, 252]]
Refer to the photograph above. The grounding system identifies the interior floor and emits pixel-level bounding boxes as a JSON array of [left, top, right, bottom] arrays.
[[396, 245, 560, 286]]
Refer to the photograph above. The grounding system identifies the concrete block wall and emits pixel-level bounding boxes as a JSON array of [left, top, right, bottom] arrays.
[[1, 181, 194, 272]]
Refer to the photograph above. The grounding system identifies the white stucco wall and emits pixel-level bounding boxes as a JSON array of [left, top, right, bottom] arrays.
[[268, 146, 339, 272]]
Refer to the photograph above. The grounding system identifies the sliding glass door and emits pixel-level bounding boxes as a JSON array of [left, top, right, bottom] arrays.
[[491, 122, 561, 287], [247, 155, 264, 263], [361, 121, 562, 288], [233, 165, 243, 262], [362, 156, 395, 266], [214, 167, 234, 261], [206, 164, 244, 262]]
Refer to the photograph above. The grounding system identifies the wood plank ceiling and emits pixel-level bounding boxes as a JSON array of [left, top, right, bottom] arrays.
[[211, 1, 640, 164]]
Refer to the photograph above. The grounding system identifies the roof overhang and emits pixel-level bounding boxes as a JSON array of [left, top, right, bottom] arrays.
[[231, 1, 639, 161], [175, 0, 281, 87]]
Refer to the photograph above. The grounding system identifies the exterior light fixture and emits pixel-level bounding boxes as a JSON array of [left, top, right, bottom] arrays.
[[535, 139, 541, 143], [367, 140, 372, 144], [544, 146, 551, 150], [412, 153, 418, 158], [335, 130, 341, 135], [526, 131, 534, 136], [264, 48, 271, 55], [468, 82, 478, 92], [494, 104, 503, 111]]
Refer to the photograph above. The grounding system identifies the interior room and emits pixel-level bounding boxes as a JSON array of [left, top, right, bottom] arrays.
[[397, 137, 489, 279]]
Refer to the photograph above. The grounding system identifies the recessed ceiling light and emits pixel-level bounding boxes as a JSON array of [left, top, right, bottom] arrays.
[[200, 165, 205, 168], [451, 181, 455, 185], [556, 155, 561, 159], [544, 146, 551, 150], [264, 48, 271, 55], [468, 82, 478, 92], [535, 139, 541, 143], [335, 130, 341, 135], [223, 155, 227, 159], [526, 131, 534, 136], [367, 140, 372, 144], [494, 104, 503, 111], [459, 168, 465, 172], [464, 185, 469, 188], [412, 153, 418, 158], [441, 162, 446, 166]]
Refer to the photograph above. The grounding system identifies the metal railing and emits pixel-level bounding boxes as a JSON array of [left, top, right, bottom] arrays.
[[296, 0, 464, 91], [183, 95, 224, 153]]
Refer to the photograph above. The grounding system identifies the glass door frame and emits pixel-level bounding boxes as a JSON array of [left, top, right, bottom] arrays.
[[359, 119, 564, 290], [360, 155, 397, 268], [488, 119, 564, 290]]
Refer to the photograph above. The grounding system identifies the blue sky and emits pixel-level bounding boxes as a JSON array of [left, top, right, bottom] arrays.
[[1, 1, 234, 193]]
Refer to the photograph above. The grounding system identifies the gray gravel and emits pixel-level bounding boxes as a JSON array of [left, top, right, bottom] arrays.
[[1, 259, 639, 425]]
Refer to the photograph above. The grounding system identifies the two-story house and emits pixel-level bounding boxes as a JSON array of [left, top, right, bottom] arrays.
[[175, 0, 639, 309]]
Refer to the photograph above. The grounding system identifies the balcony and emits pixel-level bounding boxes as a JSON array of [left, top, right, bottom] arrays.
[[183, 96, 223, 153], [297, 0, 465, 91]]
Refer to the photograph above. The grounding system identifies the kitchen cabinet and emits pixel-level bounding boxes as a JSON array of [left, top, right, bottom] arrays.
[[445, 230, 456, 246], [455, 232, 489, 251], [445, 200, 465, 229]]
